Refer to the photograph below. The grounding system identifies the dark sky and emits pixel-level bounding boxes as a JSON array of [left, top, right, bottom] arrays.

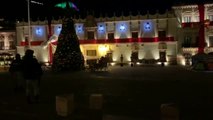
[[0, 0, 212, 21]]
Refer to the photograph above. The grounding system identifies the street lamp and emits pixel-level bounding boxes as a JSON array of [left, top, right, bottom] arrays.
[[26, 0, 43, 49]]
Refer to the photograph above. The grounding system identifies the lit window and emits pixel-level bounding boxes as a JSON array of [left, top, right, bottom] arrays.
[[57, 27, 62, 33], [143, 22, 152, 31], [119, 24, 126, 31], [194, 16, 199, 22], [209, 15, 213, 21], [98, 25, 105, 33], [183, 16, 191, 23], [76, 25, 83, 33], [36, 28, 42, 36], [54, 26, 62, 35], [86, 50, 97, 56]]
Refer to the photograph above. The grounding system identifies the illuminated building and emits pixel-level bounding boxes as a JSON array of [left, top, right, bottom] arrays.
[[0, 19, 16, 66], [14, 3, 213, 66]]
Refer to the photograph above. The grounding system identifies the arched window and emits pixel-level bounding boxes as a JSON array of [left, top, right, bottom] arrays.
[[8, 34, 14, 41], [0, 35, 5, 41], [0, 35, 4, 50]]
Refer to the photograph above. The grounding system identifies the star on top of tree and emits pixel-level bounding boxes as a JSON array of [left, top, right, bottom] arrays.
[[55, 1, 79, 17]]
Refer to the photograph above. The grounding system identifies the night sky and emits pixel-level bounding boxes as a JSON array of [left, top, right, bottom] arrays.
[[0, 0, 212, 21]]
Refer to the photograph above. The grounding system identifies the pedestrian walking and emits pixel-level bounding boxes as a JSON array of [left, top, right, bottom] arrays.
[[21, 49, 43, 104], [9, 53, 24, 92]]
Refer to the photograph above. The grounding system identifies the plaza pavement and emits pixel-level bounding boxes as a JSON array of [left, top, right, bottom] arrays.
[[0, 64, 213, 120]]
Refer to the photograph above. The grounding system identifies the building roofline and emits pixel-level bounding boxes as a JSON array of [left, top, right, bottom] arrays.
[[172, 3, 213, 9]]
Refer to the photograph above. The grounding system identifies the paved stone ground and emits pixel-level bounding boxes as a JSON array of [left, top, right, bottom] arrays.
[[0, 65, 213, 120]]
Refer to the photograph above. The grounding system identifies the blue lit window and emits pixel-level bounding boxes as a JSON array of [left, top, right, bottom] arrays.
[[36, 28, 42, 36], [98, 25, 105, 33], [77, 25, 83, 33], [144, 22, 152, 31], [57, 27, 62, 33], [119, 24, 126, 31]]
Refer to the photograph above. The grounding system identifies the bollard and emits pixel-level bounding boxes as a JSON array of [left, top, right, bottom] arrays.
[[90, 94, 103, 110], [89, 94, 103, 120], [161, 103, 179, 120], [56, 94, 74, 117], [207, 63, 213, 71]]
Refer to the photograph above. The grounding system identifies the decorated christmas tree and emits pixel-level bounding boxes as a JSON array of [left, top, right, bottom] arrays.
[[52, 1, 84, 72]]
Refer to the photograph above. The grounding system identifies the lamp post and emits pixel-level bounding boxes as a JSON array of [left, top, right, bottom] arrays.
[[26, 0, 43, 49]]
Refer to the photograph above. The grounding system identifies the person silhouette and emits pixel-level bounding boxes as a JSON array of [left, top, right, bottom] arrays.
[[120, 54, 124, 66], [9, 53, 24, 92], [21, 49, 43, 103]]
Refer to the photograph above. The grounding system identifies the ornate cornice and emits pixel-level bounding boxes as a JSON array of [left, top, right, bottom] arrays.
[[173, 3, 213, 9]]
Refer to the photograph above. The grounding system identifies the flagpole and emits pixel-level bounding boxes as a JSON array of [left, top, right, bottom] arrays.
[[27, 0, 31, 49]]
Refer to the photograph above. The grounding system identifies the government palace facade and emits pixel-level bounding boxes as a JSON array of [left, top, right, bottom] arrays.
[[0, 3, 213, 66]]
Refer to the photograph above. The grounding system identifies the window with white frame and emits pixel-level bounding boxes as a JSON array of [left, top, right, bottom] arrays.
[[0, 41, 4, 50], [7, 34, 15, 49], [9, 41, 15, 49], [183, 16, 191, 23], [194, 16, 199, 22], [86, 50, 97, 56], [209, 15, 213, 21], [0, 35, 4, 50], [0, 35, 4, 40], [209, 36, 213, 47]]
